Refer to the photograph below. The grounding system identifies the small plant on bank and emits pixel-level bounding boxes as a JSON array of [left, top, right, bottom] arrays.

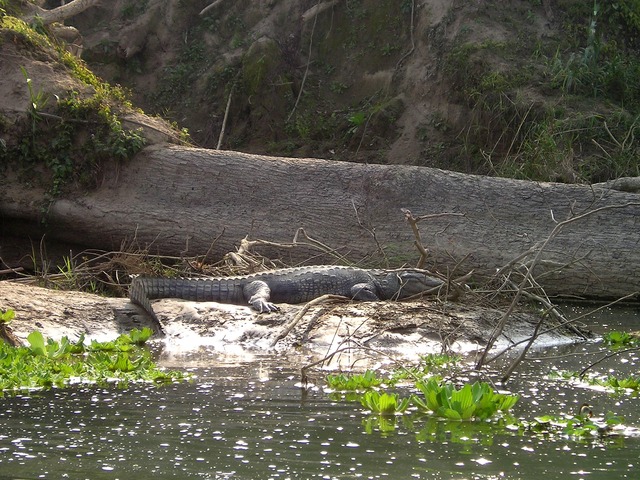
[[0, 309, 15, 324]]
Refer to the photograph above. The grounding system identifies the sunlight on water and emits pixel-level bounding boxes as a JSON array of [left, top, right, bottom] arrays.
[[0, 306, 638, 479]]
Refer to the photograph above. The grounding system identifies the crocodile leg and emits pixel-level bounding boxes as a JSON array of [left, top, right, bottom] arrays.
[[350, 282, 380, 301], [243, 280, 279, 313]]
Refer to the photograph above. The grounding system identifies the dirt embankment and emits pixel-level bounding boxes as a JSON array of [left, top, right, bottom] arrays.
[[1, 279, 586, 362], [71, 0, 551, 165]]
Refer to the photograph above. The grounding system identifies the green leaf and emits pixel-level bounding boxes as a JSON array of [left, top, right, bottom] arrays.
[[442, 408, 462, 420], [110, 353, 137, 372], [27, 331, 47, 356], [0, 309, 15, 323]]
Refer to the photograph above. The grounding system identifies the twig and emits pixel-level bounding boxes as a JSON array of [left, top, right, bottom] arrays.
[[394, 0, 416, 72], [217, 81, 235, 150], [499, 304, 551, 383], [0, 266, 25, 275], [287, 0, 321, 122], [579, 346, 640, 378], [402, 208, 465, 268], [354, 110, 374, 160], [270, 295, 348, 347], [476, 201, 640, 370], [199, 0, 227, 16], [351, 200, 387, 266]]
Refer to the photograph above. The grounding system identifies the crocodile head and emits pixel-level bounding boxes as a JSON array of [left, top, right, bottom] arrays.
[[378, 269, 443, 299]]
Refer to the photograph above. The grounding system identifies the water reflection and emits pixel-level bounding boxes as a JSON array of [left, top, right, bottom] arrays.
[[0, 306, 638, 479]]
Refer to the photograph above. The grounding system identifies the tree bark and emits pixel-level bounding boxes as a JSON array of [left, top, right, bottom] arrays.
[[2, 144, 639, 299]]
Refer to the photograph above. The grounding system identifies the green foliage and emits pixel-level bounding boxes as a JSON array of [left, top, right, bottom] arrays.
[[605, 376, 640, 391], [21, 66, 50, 137], [347, 111, 367, 135], [329, 81, 349, 94], [324, 358, 517, 423], [526, 410, 624, 440], [548, 2, 640, 109], [360, 390, 410, 415], [151, 40, 205, 112], [0, 309, 15, 324], [552, 369, 640, 394], [326, 369, 382, 391], [603, 330, 640, 348], [0, 15, 145, 200], [121, 0, 149, 20], [411, 379, 519, 420], [0, 329, 182, 395], [4, 84, 145, 198], [388, 353, 461, 386]]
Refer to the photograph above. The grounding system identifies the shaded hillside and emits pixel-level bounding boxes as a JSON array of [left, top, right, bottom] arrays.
[[70, 0, 640, 183]]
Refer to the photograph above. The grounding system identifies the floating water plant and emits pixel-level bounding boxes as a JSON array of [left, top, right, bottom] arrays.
[[603, 330, 640, 349], [526, 408, 625, 440], [387, 353, 461, 385], [360, 390, 410, 415], [552, 369, 640, 394], [0, 328, 186, 395], [325, 369, 382, 391], [411, 379, 519, 420]]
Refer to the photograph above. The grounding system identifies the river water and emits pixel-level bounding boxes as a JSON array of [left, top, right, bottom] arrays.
[[0, 306, 638, 479]]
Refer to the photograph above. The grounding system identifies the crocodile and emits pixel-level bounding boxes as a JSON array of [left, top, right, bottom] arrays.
[[129, 265, 444, 333]]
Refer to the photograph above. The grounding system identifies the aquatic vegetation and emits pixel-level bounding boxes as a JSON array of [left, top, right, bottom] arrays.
[[0, 328, 186, 395], [411, 378, 519, 420], [552, 369, 640, 394], [387, 353, 461, 385], [324, 361, 518, 424], [525, 408, 625, 440], [360, 390, 410, 415], [602, 330, 640, 349], [325, 369, 382, 391]]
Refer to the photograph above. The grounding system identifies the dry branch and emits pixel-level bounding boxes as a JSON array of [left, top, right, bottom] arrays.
[[288, 0, 321, 122], [270, 294, 349, 347], [25, 0, 100, 25], [476, 201, 640, 371]]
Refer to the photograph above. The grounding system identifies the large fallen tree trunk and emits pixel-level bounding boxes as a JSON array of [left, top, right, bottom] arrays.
[[2, 143, 639, 299]]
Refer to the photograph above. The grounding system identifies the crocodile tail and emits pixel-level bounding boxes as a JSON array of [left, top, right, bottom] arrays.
[[129, 277, 165, 336]]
